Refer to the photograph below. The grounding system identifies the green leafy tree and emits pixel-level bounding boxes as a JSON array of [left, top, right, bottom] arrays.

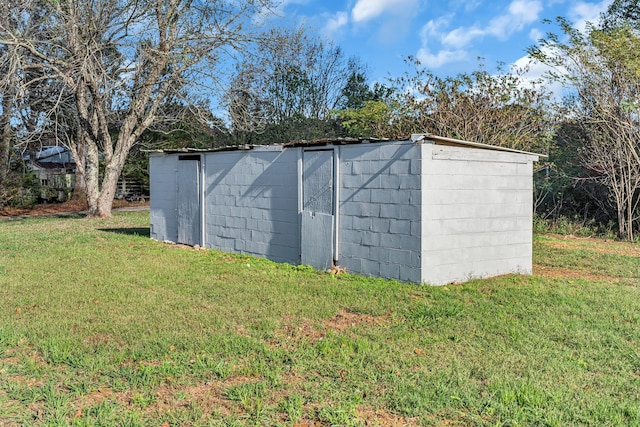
[[0, 0, 73, 206], [336, 66, 392, 111], [335, 100, 404, 139], [600, 0, 640, 30]]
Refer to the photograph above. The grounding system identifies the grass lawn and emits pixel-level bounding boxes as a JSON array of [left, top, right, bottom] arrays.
[[0, 211, 639, 426]]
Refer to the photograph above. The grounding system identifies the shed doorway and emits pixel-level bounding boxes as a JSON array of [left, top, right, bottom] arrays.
[[301, 148, 335, 270], [177, 155, 201, 246]]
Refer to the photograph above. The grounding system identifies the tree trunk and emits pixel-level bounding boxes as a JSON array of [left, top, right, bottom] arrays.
[[0, 44, 17, 190], [83, 135, 101, 216], [71, 140, 87, 202], [0, 85, 14, 187], [72, 171, 87, 201], [93, 160, 125, 218], [0, 109, 11, 185], [86, 134, 132, 218], [0, 123, 10, 207]]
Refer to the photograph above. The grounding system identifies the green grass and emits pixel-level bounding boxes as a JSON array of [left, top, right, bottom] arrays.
[[0, 212, 639, 426]]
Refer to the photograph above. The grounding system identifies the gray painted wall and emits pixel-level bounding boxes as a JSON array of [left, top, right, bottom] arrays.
[[203, 148, 299, 263], [338, 141, 422, 283], [149, 153, 178, 243], [420, 144, 535, 285], [149, 139, 538, 285]]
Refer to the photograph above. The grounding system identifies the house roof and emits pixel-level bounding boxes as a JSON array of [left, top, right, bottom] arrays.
[[145, 134, 546, 158], [30, 160, 75, 171], [21, 146, 76, 164]]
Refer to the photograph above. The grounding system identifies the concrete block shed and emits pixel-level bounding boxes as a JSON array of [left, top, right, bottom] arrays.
[[148, 134, 541, 285]]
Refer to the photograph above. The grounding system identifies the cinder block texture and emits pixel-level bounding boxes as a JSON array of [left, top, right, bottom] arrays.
[[204, 150, 299, 263], [149, 139, 538, 285], [421, 144, 534, 285], [339, 141, 422, 282]]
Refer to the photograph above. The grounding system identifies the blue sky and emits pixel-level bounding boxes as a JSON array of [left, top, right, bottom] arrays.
[[264, 0, 613, 83]]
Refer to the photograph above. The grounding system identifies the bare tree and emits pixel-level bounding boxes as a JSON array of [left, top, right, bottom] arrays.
[[391, 58, 553, 153], [226, 27, 363, 143], [0, 1, 65, 202], [1, 0, 272, 217], [0, 45, 16, 185], [531, 19, 640, 239]]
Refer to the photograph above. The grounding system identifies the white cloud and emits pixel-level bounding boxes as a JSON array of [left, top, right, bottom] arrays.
[[487, 0, 543, 39], [568, 0, 613, 32], [529, 27, 543, 42], [351, 0, 419, 23], [441, 26, 485, 48], [510, 52, 567, 101], [322, 11, 349, 37], [415, 0, 543, 68], [508, 0, 542, 24], [416, 47, 468, 67], [435, 0, 543, 48], [417, 15, 470, 67], [421, 15, 453, 38]]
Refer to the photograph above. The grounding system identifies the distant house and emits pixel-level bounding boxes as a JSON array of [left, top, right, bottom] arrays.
[[25, 146, 76, 202], [148, 134, 542, 285], [22, 145, 148, 202]]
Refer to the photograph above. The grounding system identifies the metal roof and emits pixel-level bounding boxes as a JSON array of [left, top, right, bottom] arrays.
[[418, 134, 546, 158], [144, 134, 546, 158]]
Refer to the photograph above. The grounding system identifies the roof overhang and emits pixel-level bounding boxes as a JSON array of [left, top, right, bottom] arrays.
[[145, 134, 547, 159], [412, 134, 547, 158]]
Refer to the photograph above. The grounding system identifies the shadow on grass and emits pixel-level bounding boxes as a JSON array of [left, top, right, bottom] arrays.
[[0, 212, 87, 221], [99, 227, 151, 238]]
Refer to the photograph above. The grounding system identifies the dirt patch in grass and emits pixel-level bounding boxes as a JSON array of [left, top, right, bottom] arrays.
[[1, 346, 49, 369], [324, 310, 389, 332], [539, 235, 640, 257], [75, 387, 121, 408], [67, 378, 419, 426], [4, 375, 44, 388], [66, 377, 254, 421], [357, 407, 419, 426], [152, 380, 238, 417], [83, 333, 125, 349], [533, 264, 619, 281], [274, 310, 390, 347], [123, 375, 278, 421]]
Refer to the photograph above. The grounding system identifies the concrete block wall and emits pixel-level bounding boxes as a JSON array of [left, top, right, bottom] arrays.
[[149, 139, 538, 286], [421, 144, 535, 285], [339, 141, 422, 283], [203, 149, 299, 263], [149, 154, 178, 243]]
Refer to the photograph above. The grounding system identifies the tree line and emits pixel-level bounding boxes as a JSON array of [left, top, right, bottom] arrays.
[[1, 0, 640, 239]]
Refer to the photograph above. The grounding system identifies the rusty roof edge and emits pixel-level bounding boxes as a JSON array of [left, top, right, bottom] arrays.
[[421, 134, 547, 158], [143, 137, 398, 153], [281, 136, 392, 147], [142, 145, 254, 154], [142, 134, 547, 158]]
